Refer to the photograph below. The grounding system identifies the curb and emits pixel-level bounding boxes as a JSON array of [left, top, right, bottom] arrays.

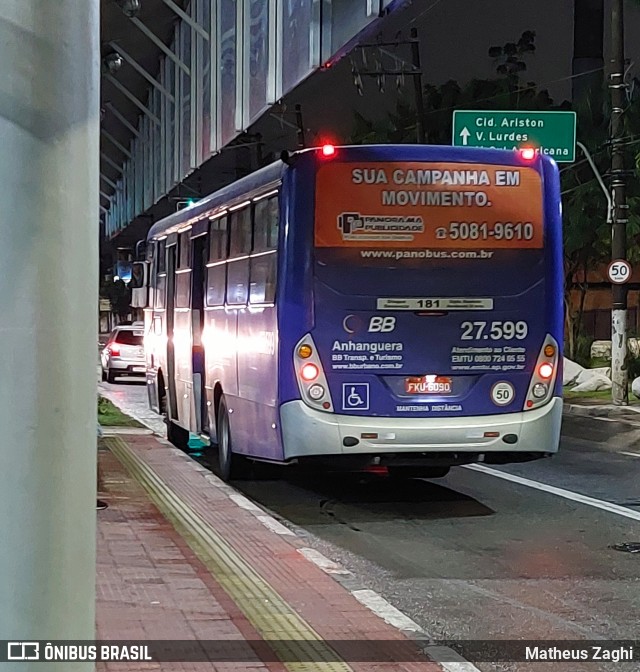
[[563, 402, 640, 422], [100, 426, 154, 436]]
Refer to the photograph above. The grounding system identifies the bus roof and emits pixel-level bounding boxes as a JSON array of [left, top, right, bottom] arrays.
[[147, 159, 287, 240]]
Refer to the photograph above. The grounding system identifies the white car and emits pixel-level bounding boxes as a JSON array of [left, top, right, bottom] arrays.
[[101, 324, 146, 383]]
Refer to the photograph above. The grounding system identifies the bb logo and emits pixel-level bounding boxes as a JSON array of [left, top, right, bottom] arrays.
[[343, 314, 365, 335], [368, 316, 396, 333], [8, 643, 40, 661]]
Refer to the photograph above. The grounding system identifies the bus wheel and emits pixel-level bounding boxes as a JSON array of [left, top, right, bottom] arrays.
[[217, 397, 249, 481], [387, 466, 450, 480]]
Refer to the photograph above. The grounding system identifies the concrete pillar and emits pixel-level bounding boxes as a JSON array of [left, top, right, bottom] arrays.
[[0, 2, 100, 668]]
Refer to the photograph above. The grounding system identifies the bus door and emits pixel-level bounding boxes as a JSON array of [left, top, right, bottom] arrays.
[[191, 233, 208, 434], [165, 242, 178, 420]]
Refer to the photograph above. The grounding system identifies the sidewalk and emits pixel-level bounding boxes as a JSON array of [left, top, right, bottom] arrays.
[[97, 431, 445, 671]]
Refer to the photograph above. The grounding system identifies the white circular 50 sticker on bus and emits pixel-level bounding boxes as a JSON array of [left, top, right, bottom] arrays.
[[491, 381, 515, 406]]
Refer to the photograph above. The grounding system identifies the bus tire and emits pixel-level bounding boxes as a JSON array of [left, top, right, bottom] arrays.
[[387, 466, 450, 480], [217, 397, 250, 481]]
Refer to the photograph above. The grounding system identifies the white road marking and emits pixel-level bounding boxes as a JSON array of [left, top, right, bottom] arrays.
[[464, 464, 640, 522], [229, 493, 263, 512], [257, 515, 296, 536], [619, 451, 640, 458], [352, 589, 424, 632], [298, 548, 350, 574], [350, 590, 482, 672], [426, 650, 484, 672]]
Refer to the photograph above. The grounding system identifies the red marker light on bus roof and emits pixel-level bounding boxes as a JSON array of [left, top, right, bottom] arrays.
[[321, 144, 336, 157], [520, 147, 536, 161]]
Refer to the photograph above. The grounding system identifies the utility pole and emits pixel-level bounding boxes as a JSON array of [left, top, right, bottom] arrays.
[[610, 0, 629, 405], [410, 28, 426, 144], [0, 1, 99, 665]]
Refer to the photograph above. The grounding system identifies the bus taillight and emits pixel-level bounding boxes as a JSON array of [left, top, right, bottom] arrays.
[[538, 362, 553, 379], [294, 335, 334, 412], [520, 147, 536, 160], [301, 363, 319, 381], [524, 335, 559, 410]]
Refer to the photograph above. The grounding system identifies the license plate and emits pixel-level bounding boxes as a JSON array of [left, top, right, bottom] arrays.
[[405, 376, 452, 394], [133, 367, 145, 373]]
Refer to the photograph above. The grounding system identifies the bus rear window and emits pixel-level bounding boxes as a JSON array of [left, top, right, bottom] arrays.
[[115, 331, 143, 346]]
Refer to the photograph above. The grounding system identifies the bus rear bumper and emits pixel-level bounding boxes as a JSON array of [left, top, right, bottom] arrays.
[[279, 397, 562, 460]]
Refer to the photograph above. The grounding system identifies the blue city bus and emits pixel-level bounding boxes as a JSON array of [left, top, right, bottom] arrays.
[[140, 144, 563, 480]]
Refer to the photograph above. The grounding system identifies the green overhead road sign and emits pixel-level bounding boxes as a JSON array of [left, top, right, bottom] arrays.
[[452, 110, 577, 162]]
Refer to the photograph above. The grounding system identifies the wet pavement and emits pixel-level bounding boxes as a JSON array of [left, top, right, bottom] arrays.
[[98, 373, 166, 435], [100, 383, 640, 672]]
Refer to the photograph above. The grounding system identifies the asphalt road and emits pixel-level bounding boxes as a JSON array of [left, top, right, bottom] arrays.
[[101, 379, 640, 672]]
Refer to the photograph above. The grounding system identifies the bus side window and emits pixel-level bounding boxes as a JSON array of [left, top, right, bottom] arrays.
[[226, 259, 249, 306], [229, 207, 252, 257], [209, 215, 228, 261], [206, 264, 226, 307], [178, 230, 191, 269], [175, 272, 191, 308], [226, 206, 251, 307], [152, 241, 166, 309], [250, 195, 278, 304], [157, 239, 166, 273], [249, 253, 277, 304], [253, 196, 279, 252], [155, 275, 166, 309]]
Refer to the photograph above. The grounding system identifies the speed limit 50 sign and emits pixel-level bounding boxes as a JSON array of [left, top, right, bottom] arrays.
[[607, 259, 632, 284]]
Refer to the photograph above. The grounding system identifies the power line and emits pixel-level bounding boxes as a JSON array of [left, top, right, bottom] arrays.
[[408, 0, 445, 26], [421, 66, 606, 119]]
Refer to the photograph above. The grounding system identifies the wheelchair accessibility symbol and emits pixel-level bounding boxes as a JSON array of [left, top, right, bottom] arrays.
[[342, 383, 370, 411]]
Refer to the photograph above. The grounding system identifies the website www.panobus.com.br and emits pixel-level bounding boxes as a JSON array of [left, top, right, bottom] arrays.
[[360, 249, 495, 260]]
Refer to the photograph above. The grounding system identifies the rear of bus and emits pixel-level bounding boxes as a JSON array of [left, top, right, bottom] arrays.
[[278, 144, 563, 471]]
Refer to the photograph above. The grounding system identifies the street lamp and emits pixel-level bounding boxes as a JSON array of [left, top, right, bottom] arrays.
[[101, 52, 123, 75], [116, 0, 141, 17]]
